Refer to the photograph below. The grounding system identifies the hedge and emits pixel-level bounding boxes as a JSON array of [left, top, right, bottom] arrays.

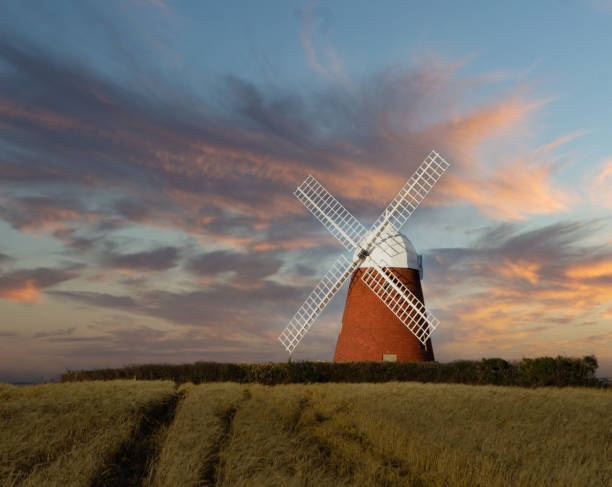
[[61, 355, 604, 388]]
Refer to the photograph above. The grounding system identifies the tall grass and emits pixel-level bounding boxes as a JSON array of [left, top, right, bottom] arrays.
[[0, 380, 175, 487], [145, 382, 245, 487], [1, 381, 610, 486], [294, 383, 612, 486], [215, 384, 344, 486], [145, 382, 611, 487]]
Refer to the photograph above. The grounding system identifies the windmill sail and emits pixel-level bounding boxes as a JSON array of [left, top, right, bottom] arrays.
[[370, 150, 450, 237], [294, 175, 367, 251], [278, 253, 360, 353], [360, 257, 439, 344]]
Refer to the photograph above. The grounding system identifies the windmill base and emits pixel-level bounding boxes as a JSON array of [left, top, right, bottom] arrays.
[[333, 267, 434, 363]]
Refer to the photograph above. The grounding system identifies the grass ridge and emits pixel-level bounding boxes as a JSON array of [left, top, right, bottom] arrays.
[[199, 389, 251, 487]]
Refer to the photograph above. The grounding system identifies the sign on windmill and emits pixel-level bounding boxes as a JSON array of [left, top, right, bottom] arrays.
[[278, 150, 450, 362]]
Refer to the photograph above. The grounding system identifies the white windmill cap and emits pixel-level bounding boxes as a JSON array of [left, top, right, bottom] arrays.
[[356, 230, 421, 270]]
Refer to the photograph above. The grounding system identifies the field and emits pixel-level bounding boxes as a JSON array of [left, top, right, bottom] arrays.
[[1, 381, 610, 486]]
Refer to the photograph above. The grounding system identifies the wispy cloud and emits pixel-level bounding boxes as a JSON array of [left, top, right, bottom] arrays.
[[102, 246, 181, 272], [33, 327, 76, 339], [186, 250, 283, 283], [0, 29, 574, 261], [590, 159, 612, 208], [49, 278, 305, 330], [0, 266, 80, 303]]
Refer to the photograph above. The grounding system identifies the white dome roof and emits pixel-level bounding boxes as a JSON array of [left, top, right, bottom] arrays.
[[355, 230, 421, 270]]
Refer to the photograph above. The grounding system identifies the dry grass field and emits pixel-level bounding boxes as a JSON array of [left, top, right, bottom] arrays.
[[0, 380, 176, 487], [1, 381, 610, 486]]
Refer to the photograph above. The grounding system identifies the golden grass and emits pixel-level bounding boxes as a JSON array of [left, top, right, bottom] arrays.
[[145, 382, 245, 487], [1, 380, 610, 486], [293, 382, 612, 487], [0, 380, 175, 487], [177, 382, 611, 487], [215, 384, 343, 486]]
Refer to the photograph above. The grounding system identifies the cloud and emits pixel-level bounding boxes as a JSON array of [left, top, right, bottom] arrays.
[[186, 250, 283, 282], [0, 252, 13, 270], [0, 266, 80, 303], [438, 154, 572, 220], [299, 0, 346, 85], [52, 227, 100, 253], [426, 220, 612, 360], [102, 246, 180, 272], [33, 327, 76, 339], [565, 257, 612, 280], [49, 277, 305, 330], [0, 27, 575, 268], [49, 291, 136, 309], [0, 196, 88, 233], [20, 323, 287, 375], [590, 159, 612, 208]]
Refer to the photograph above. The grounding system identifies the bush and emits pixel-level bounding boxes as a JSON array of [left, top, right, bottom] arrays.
[[516, 355, 599, 387], [477, 358, 515, 385]]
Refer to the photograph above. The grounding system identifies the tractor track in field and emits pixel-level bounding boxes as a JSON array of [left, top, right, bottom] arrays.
[[299, 397, 428, 486], [199, 388, 251, 487], [90, 389, 183, 487]]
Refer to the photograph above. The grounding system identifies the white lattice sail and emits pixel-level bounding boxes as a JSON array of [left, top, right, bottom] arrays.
[[278, 253, 359, 353], [294, 175, 367, 251], [371, 150, 450, 236], [360, 258, 440, 344]]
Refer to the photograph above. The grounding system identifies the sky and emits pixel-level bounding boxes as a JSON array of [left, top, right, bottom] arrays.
[[0, 0, 611, 382]]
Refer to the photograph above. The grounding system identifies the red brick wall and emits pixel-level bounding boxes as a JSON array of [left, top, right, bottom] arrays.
[[333, 267, 435, 362]]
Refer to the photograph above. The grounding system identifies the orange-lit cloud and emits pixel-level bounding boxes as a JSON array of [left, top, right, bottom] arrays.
[[442, 96, 539, 159], [0, 98, 79, 131], [423, 102, 578, 219], [566, 259, 612, 280], [492, 258, 541, 284], [0, 196, 97, 235], [0, 267, 79, 303], [426, 221, 612, 367], [436, 156, 571, 220], [0, 279, 40, 303]]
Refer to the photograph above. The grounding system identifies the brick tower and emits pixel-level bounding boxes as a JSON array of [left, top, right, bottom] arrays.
[[334, 232, 434, 362]]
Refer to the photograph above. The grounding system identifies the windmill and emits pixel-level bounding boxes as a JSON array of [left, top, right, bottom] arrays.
[[278, 150, 450, 362]]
